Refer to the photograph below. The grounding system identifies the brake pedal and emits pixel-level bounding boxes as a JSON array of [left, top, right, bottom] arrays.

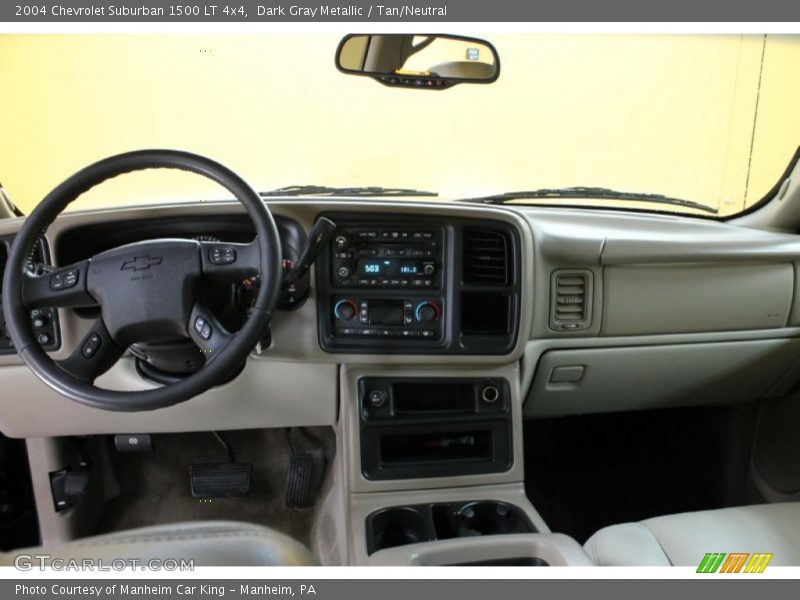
[[190, 463, 251, 498]]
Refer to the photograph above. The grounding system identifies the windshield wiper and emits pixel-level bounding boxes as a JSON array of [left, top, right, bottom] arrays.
[[260, 185, 437, 198], [463, 186, 718, 215]]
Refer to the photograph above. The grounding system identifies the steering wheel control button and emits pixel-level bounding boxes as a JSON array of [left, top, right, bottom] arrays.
[[49, 269, 79, 290], [81, 333, 102, 358], [209, 246, 237, 265], [194, 316, 212, 340], [36, 333, 51, 346]]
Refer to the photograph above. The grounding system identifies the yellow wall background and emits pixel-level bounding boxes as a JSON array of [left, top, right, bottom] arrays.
[[0, 33, 798, 216]]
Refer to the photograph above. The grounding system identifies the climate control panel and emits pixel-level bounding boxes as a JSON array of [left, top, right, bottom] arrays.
[[332, 297, 443, 341]]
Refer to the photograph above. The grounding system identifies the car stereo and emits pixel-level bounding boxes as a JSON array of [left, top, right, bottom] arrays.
[[330, 226, 442, 289]]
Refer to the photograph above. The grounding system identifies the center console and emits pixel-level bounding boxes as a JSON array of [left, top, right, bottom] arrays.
[[359, 377, 512, 481], [316, 213, 521, 354]]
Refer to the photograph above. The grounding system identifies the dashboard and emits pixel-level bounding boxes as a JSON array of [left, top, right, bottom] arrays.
[[2, 197, 800, 438]]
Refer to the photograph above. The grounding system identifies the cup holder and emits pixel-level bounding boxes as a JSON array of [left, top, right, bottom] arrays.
[[368, 506, 435, 554], [367, 500, 536, 554], [453, 501, 534, 536]]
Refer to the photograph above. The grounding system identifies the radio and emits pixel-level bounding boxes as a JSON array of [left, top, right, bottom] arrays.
[[330, 226, 443, 289], [332, 297, 443, 340]]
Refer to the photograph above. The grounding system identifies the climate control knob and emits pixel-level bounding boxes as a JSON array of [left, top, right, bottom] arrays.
[[333, 299, 358, 321], [414, 301, 440, 323]]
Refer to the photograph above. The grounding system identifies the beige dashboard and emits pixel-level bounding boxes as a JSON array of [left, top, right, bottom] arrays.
[[1, 199, 800, 437]]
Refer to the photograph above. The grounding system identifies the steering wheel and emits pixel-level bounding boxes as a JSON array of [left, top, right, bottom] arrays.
[[2, 150, 282, 412]]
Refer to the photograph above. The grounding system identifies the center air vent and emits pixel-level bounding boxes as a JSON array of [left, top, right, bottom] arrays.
[[463, 228, 509, 285], [550, 270, 593, 331]]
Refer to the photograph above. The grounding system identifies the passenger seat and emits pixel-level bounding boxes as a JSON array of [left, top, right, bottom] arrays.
[[584, 503, 800, 566]]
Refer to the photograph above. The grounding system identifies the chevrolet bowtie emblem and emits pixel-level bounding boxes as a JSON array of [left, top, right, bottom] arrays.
[[121, 255, 163, 271]]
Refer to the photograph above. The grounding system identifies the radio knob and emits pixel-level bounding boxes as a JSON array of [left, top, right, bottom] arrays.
[[337, 264, 352, 279], [423, 263, 436, 276], [334, 235, 349, 250], [367, 389, 387, 408], [333, 299, 358, 321], [415, 301, 440, 323]]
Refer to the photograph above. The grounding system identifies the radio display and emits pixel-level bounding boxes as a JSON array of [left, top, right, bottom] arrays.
[[357, 259, 423, 277]]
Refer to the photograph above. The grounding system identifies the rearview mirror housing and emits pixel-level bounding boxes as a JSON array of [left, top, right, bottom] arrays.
[[336, 34, 500, 90]]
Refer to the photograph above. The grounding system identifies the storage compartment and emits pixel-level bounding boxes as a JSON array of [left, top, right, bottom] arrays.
[[380, 430, 493, 466], [360, 377, 513, 481], [362, 420, 512, 480], [602, 263, 793, 336], [461, 292, 510, 335], [367, 500, 536, 555], [525, 338, 800, 417], [393, 382, 476, 414], [450, 557, 548, 566]]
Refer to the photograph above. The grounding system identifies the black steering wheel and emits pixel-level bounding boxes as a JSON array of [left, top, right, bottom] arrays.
[[2, 150, 282, 412]]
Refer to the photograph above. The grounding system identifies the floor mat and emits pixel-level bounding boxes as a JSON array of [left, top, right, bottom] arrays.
[[0, 435, 39, 550], [523, 405, 759, 544], [99, 428, 331, 546]]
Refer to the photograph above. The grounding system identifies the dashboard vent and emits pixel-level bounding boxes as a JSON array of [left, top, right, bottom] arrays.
[[550, 270, 593, 331], [463, 228, 509, 285], [0, 241, 7, 293]]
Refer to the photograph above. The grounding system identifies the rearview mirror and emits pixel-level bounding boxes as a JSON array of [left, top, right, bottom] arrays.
[[336, 34, 500, 90]]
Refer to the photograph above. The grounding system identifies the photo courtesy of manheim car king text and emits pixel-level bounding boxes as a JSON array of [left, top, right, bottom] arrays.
[[0, 0, 799, 597]]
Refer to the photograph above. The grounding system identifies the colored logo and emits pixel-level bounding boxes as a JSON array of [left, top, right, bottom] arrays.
[[697, 552, 773, 573]]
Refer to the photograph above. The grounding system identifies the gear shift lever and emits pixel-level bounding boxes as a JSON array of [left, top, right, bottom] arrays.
[[287, 217, 337, 281]]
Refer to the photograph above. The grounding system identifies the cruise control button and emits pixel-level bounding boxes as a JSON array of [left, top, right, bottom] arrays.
[[81, 333, 101, 357], [37, 333, 52, 346], [194, 316, 212, 340]]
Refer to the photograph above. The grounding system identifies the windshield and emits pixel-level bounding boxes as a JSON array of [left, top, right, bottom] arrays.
[[1, 33, 799, 217]]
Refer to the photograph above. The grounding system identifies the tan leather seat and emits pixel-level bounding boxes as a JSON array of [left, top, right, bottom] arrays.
[[6, 521, 316, 567], [584, 503, 800, 566]]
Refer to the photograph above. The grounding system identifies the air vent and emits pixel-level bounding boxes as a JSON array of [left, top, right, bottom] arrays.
[[463, 228, 509, 285], [0, 241, 8, 293], [550, 270, 593, 331]]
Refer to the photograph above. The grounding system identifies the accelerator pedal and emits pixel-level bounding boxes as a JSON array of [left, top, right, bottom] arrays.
[[190, 462, 251, 498], [285, 453, 315, 508], [285, 427, 328, 509]]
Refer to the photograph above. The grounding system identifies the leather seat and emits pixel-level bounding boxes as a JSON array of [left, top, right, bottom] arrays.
[[5, 521, 316, 567], [585, 503, 800, 566]]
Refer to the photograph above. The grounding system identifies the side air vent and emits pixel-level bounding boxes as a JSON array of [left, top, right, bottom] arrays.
[[550, 269, 593, 331], [0, 241, 8, 291], [463, 228, 509, 285]]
